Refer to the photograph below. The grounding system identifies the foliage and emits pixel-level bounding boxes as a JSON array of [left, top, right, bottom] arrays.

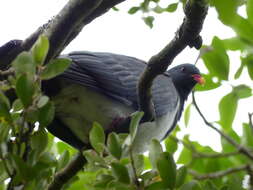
[[0, 0, 253, 190]]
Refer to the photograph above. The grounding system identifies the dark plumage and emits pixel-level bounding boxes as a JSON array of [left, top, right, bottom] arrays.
[[42, 51, 203, 152]]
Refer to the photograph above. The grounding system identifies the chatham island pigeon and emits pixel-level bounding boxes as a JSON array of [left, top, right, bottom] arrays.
[[42, 51, 204, 153]]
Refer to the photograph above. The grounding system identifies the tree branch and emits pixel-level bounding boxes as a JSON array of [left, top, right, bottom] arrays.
[[138, 0, 208, 121], [189, 165, 248, 180], [47, 152, 86, 190], [192, 91, 253, 160], [0, 0, 126, 69]]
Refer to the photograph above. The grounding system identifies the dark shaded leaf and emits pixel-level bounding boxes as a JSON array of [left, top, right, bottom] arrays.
[[0, 91, 11, 120], [128, 6, 140, 14], [143, 16, 154, 28], [111, 162, 130, 184], [31, 128, 48, 155], [176, 166, 187, 188], [157, 152, 176, 189], [38, 101, 55, 127], [15, 74, 35, 108]]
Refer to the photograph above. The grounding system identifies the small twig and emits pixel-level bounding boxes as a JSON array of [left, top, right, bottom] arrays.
[[47, 151, 86, 190], [249, 113, 253, 133], [192, 92, 253, 160], [189, 165, 248, 180], [0, 68, 14, 76]]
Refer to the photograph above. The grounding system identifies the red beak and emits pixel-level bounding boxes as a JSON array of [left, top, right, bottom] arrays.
[[192, 74, 205, 85]]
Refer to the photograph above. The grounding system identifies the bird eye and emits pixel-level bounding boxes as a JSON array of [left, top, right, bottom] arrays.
[[180, 67, 185, 72]]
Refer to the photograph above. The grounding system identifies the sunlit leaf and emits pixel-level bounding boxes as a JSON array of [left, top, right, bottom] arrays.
[[89, 122, 105, 154], [41, 58, 71, 80], [107, 132, 122, 159], [202, 37, 229, 80], [143, 16, 154, 28], [31, 35, 49, 64]]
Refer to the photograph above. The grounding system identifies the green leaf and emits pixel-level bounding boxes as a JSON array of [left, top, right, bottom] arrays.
[[83, 150, 106, 165], [37, 95, 49, 108], [234, 64, 244, 79], [211, 0, 237, 25], [233, 85, 252, 99], [0, 91, 11, 120], [11, 154, 32, 181], [176, 166, 187, 188], [31, 128, 48, 155], [166, 3, 178, 12], [89, 122, 105, 153], [129, 111, 143, 143], [153, 5, 164, 14], [0, 122, 10, 143], [12, 52, 36, 77], [149, 139, 163, 169], [133, 154, 144, 176], [222, 37, 247, 51], [41, 58, 71, 80], [56, 150, 70, 171], [12, 99, 23, 112], [107, 132, 122, 159], [180, 180, 202, 190], [143, 16, 154, 28], [177, 147, 192, 164], [219, 92, 238, 131], [247, 0, 253, 25], [31, 35, 49, 64], [15, 74, 35, 108], [38, 101, 55, 127], [146, 181, 167, 190], [164, 136, 178, 154], [111, 162, 130, 184], [184, 104, 191, 127], [156, 152, 176, 189], [242, 123, 253, 147], [202, 37, 229, 80], [128, 6, 140, 14]]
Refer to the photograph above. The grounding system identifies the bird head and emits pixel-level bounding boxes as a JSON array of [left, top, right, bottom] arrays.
[[167, 64, 204, 101]]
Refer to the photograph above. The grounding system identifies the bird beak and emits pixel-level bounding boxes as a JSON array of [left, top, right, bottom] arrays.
[[192, 74, 205, 85]]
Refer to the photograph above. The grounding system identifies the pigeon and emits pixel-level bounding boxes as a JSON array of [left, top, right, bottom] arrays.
[[42, 51, 204, 153]]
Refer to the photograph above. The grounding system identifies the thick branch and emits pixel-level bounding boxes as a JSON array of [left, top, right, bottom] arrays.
[[189, 165, 248, 180], [192, 92, 253, 160], [138, 0, 208, 120], [47, 152, 86, 190], [0, 0, 126, 69]]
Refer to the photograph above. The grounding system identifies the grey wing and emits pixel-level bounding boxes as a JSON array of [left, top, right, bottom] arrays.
[[59, 51, 177, 117]]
